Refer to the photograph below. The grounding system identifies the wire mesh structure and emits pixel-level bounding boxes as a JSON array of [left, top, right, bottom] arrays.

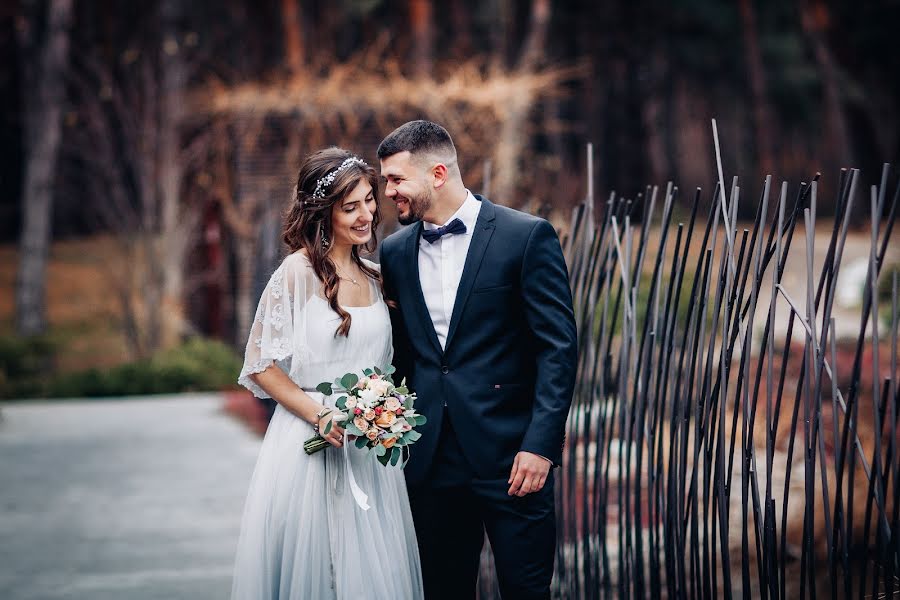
[[479, 138, 899, 599]]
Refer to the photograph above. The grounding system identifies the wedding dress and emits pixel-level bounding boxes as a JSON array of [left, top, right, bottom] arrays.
[[232, 251, 423, 599]]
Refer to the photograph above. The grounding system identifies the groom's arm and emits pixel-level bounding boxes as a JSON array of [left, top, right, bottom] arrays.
[[517, 218, 578, 467]]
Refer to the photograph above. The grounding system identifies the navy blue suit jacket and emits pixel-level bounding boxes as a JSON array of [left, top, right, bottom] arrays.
[[380, 196, 577, 486]]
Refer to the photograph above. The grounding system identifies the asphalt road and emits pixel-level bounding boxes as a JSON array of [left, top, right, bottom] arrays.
[[0, 394, 261, 600]]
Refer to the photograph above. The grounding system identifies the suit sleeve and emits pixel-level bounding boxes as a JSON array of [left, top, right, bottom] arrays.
[[380, 243, 414, 388], [518, 219, 578, 466]]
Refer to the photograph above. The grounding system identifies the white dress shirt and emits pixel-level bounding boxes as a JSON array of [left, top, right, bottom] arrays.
[[419, 191, 481, 350]]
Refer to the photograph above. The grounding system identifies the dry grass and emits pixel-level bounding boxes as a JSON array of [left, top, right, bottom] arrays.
[[0, 235, 132, 372]]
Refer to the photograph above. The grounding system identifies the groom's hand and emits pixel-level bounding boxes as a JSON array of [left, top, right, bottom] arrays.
[[507, 451, 552, 497]]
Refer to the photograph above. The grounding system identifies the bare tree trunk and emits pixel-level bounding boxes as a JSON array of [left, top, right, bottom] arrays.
[[492, 0, 550, 204], [280, 0, 304, 74], [738, 0, 776, 177], [15, 0, 73, 336], [800, 0, 852, 168], [449, 0, 472, 60], [408, 0, 433, 78], [159, 0, 188, 344]]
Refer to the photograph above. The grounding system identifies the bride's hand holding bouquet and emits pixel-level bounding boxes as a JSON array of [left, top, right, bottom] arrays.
[[304, 365, 427, 467]]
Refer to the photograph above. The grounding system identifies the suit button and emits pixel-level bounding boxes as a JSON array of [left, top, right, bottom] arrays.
[[441, 365, 449, 374]]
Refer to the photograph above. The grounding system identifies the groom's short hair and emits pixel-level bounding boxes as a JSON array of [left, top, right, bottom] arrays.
[[377, 120, 458, 172]]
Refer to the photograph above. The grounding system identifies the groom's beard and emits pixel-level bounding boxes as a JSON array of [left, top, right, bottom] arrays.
[[397, 189, 433, 226]]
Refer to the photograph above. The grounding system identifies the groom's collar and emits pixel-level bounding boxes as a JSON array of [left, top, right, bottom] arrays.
[[422, 190, 481, 236]]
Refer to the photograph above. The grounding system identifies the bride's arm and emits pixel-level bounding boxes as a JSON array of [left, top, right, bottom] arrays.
[[250, 367, 345, 447]]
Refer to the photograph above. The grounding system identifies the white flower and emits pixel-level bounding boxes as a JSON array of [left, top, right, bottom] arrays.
[[369, 379, 391, 397], [390, 418, 408, 433], [359, 388, 379, 406], [403, 409, 416, 418], [385, 397, 401, 412], [345, 397, 357, 409]]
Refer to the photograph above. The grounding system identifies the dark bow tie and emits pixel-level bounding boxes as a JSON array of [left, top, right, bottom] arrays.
[[422, 218, 467, 244]]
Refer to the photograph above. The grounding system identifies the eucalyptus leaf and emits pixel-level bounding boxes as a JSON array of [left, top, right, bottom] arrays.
[[406, 429, 422, 442], [377, 452, 390, 466], [355, 436, 369, 449], [336, 396, 347, 410], [374, 443, 386, 457], [341, 373, 359, 391], [374, 366, 382, 375], [316, 382, 333, 395], [345, 423, 364, 436], [390, 447, 401, 466], [384, 365, 396, 375], [324, 420, 333, 435]]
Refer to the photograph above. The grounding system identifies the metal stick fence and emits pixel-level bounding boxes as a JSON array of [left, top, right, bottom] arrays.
[[479, 128, 899, 599]]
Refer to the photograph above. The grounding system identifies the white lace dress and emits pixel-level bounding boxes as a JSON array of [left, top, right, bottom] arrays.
[[232, 252, 423, 599]]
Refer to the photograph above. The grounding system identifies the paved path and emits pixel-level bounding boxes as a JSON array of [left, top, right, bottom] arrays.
[[0, 394, 261, 600]]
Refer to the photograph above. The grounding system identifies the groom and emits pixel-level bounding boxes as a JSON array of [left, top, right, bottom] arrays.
[[378, 120, 577, 599]]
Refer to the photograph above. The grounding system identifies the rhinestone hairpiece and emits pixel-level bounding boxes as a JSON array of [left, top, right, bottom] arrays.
[[312, 157, 368, 199]]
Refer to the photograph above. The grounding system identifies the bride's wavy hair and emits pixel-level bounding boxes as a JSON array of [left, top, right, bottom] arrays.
[[283, 147, 383, 337]]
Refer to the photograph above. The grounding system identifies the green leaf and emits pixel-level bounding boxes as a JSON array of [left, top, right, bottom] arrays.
[[345, 423, 364, 436], [324, 420, 333, 435], [355, 436, 369, 449], [377, 452, 391, 466], [384, 365, 396, 375], [374, 366, 382, 375], [395, 386, 409, 395], [405, 429, 422, 442], [374, 443, 386, 457], [316, 382, 333, 395], [415, 415, 427, 426], [335, 396, 347, 410], [363, 368, 373, 376], [390, 446, 401, 466], [341, 373, 359, 391]]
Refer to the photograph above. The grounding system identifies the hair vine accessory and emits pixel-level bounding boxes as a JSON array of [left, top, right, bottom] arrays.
[[312, 157, 368, 199]]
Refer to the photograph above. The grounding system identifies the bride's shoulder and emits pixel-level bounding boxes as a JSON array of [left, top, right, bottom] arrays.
[[361, 257, 381, 273], [281, 249, 315, 271], [276, 250, 318, 288]]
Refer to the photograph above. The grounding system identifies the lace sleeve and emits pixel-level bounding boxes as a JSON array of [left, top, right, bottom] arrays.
[[237, 253, 315, 398]]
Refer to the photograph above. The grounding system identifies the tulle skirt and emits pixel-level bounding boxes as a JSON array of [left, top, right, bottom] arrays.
[[230, 396, 424, 599]]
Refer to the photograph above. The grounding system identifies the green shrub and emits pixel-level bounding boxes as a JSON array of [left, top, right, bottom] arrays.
[[2, 337, 243, 400]]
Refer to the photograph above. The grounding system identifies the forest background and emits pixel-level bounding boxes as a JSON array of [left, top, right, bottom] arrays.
[[1, 0, 897, 399]]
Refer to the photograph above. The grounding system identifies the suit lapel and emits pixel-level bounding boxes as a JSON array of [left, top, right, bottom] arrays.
[[444, 197, 496, 351], [403, 222, 443, 356]]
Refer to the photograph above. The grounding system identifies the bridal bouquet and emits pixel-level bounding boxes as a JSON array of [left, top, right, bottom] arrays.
[[303, 365, 426, 467]]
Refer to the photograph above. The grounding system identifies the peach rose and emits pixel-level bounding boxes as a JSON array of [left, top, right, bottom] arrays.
[[384, 397, 402, 412], [382, 436, 397, 449], [365, 428, 379, 441], [375, 410, 396, 428], [353, 416, 369, 432], [363, 408, 376, 421]]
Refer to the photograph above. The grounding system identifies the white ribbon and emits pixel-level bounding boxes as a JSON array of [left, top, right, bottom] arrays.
[[343, 439, 370, 510]]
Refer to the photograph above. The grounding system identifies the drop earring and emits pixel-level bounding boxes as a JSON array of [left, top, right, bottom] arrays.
[[321, 223, 330, 250]]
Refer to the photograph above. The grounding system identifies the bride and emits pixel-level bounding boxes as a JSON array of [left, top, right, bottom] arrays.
[[231, 147, 424, 599]]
